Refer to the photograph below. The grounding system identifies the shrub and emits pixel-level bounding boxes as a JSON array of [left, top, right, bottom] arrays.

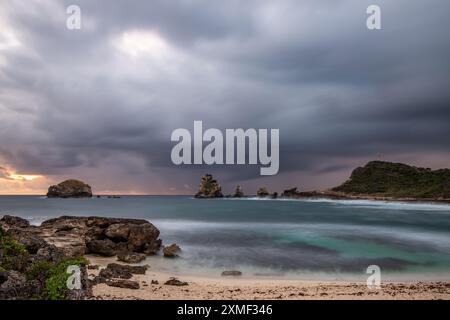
[[0, 236, 29, 271], [43, 256, 89, 300], [26, 260, 54, 282]]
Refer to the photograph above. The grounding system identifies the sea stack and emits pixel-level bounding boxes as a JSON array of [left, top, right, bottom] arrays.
[[232, 185, 245, 198], [256, 187, 270, 197], [194, 174, 224, 198], [47, 179, 93, 198]]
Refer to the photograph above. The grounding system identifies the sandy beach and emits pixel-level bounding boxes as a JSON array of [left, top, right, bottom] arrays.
[[87, 256, 450, 300]]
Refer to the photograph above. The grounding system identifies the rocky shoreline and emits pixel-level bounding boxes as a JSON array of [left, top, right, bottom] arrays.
[[193, 160, 450, 204], [0, 215, 180, 299]]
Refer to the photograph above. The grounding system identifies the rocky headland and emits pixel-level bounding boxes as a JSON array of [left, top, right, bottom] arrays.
[[194, 161, 450, 202], [280, 161, 450, 203]]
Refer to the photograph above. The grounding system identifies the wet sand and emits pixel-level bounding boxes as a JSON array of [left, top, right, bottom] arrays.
[[87, 256, 450, 300]]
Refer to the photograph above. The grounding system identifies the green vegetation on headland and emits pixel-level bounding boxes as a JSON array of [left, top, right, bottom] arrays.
[[332, 161, 450, 199], [195, 161, 450, 201]]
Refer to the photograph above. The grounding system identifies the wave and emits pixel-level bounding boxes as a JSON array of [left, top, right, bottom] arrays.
[[307, 199, 450, 211], [24, 215, 50, 226], [219, 196, 450, 211]]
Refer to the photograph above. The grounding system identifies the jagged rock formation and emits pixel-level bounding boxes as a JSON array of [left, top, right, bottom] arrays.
[[332, 161, 450, 199], [281, 187, 301, 197], [0, 215, 162, 258], [194, 174, 224, 198], [0, 214, 163, 299], [232, 185, 244, 198], [256, 187, 270, 197], [163, 243, 181, 258], [0, 216, 91, 300], [47, 179, 93, 198]]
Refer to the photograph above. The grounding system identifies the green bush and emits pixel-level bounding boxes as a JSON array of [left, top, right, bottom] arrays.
[[43, 256, 89, 300], [0, 225, 4, 239], [26, 260, 54, 282], [0, 236, 29, 271]]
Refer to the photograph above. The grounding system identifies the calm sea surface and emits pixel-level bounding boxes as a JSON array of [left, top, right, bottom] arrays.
[[1, 195, 450, 280]]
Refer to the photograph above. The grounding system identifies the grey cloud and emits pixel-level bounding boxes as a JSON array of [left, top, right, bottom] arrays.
[[0, 0, 449, 193]]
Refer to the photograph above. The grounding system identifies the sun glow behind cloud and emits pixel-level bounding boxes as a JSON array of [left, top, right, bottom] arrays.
[[116, 30, 170, 59], [9, 174, 42, 181]]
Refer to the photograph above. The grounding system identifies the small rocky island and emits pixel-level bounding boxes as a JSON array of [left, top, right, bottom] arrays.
[[232, 185, 244, 198], [47, 179, 93, 198], [194, 174, 224, 198]]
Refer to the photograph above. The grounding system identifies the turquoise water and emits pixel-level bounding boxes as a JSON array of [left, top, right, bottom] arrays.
[[1, 196, 450, 280]]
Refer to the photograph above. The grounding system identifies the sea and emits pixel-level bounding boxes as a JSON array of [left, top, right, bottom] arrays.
[[1, 195, 450, 281]]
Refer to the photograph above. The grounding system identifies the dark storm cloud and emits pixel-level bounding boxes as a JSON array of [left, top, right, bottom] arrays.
[[0, 0, 449, 193]]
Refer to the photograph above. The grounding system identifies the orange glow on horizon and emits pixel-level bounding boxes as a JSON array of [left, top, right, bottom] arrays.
[[9, 174, 43, 181]]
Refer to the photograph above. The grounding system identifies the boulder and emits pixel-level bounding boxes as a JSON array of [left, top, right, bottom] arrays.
[[163, 243, 181, 258], [47, 179, 93, 198], [35, 245, 65, 264], [127, 224, 160, 252], [143, 239, 162, 255], [6, 228, 47, 254], [0, 215, 30, 228], [106, 279, 140, 290], [105, 223, 130, 241], [98, 263, 147, 280], [164, 277, 188, 286], [86, 239, 117, 257], [194, 174, 224, 198], [38, 216, 161, 257], [117, 251, 146, 264], [232, 185, 244, 198]]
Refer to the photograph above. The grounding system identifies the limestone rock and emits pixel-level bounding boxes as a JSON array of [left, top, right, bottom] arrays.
[[257, 187, 270, 197], [164, 277, 188, 286], [117, 251, 147, 264], [86, 239, 117, 257], [106, 279, 140, 289], [98, 263, 147, 281], [37, 216, 161, 257], [47, 179, 93, 198], [232, 185, 245, 198], [163, 243, 181, 258], [281, 187, 301, 197], [0, 215, 30, 228], [194, 174, 224, 198]]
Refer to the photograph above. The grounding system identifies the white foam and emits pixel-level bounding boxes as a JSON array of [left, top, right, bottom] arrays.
[[219, 196, 450, 211]]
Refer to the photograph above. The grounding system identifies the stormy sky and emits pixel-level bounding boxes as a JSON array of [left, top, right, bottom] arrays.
[[0, 0, 449, 195]]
